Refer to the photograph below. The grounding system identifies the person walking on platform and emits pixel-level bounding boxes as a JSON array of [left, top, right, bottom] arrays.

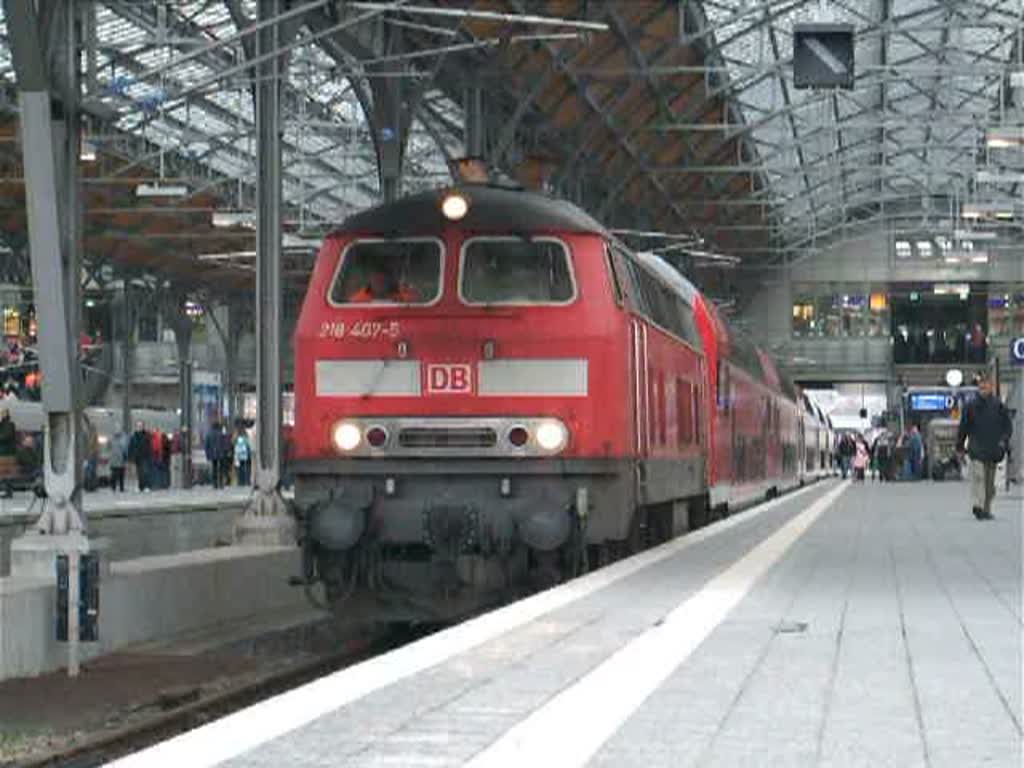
[[205, 423, 225, 489], [234, 429, 252, 486], [127, 421, 152, 492], [957, 371, 1013, 520], [852, 437, 868, 481], [838, 433, 854, 479], [109, 429, 128, 492]]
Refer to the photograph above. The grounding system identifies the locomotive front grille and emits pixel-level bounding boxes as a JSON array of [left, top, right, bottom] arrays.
[[398, 427, 498, 449]]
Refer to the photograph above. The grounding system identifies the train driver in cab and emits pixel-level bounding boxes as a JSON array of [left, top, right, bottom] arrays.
[[346, 261, 419, 304]]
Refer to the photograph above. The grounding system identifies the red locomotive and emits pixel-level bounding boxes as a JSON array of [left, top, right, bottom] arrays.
[[291, 184, 831, 622]]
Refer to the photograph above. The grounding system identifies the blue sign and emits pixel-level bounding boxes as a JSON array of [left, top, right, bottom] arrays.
[[1011, 337, 1024, 366], [910, 393, 953, 411]]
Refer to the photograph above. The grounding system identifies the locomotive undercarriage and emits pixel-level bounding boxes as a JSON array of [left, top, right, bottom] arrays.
[[292, 458, 637, 623]]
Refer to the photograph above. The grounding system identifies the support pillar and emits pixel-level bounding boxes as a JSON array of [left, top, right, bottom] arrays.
[[236, 0, 295, 545], [158, 286, 194, 490], [113, 283, 137, 434], [5, 0, 108, 678], [6, 0, 85, 536]]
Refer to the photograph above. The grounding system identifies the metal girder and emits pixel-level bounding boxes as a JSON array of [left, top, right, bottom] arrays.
[[108, 1, 381, 213], [156, 284, 195, 488], [505, 0, 698, 242], [5, 0, 85, 535]]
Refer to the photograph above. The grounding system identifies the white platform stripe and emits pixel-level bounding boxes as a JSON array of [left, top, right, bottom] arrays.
[[465, 480, 850, 768], [477, 358, 588, 396], [315, 360, 420, 396], [106, 481, 831, 768]]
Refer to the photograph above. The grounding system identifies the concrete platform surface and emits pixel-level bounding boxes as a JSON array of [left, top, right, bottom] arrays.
[[112, 480, 1023, 768], [0, 486, 253, 519]]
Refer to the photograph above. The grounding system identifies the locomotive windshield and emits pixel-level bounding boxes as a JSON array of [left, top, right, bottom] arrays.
[[460, 237, 575, 305], [329, 239, 442, 305]]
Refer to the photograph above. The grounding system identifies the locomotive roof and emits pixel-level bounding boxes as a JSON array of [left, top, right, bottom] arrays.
[[334, 185, 610, 237], [633, 252, 700, 306]]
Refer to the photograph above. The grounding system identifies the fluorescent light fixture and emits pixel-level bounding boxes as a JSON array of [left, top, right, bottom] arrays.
[[212, 211, 255, 228], [934, 283, 970, 296], [197, 250, 256, 261], [975, 170, 1024, 184], [944, 250, 987, 263], [136, 183, 188, 198], [954, 229, 997, 241], [915, 240, 933, 258], [282, 233, 321, 249], [961, 201, 1016, 220], [986, 126, 1024, 148]]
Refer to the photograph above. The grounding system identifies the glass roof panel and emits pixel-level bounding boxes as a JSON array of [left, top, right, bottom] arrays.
[[701, 0, 1019, 246]]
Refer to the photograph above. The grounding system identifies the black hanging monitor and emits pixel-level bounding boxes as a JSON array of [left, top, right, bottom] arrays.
[[793, 23, 855, 89]]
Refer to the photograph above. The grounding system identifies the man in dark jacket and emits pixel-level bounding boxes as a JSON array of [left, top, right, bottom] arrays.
[[0, 407, 16, 498], [127, 420, 152, 492], [957, 371, 1013, 520], [204, 423, 224, 488]]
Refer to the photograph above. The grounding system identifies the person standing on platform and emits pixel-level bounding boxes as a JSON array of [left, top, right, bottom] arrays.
[[852, 437, 868, 481], [127, 420, 152, 492], [109, 429, 128, 493], [957, 371, 1013, 520], [234, 429, 252, 486], [219, 425, 234, 487], [205, 422, 225, 489], [0, 407, 16, 499], [908, 425, 924, 480]]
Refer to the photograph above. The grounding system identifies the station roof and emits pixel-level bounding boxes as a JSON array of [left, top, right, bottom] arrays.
[[0, 0, 1018, 290]]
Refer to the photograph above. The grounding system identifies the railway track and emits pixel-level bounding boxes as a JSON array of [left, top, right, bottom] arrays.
[[10, 625, 424, 768]]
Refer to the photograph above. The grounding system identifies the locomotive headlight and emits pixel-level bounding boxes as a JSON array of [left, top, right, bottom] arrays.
[[441, 191, 469, 221], [535, 419, 568, 452], [332, 421, 362, 452]]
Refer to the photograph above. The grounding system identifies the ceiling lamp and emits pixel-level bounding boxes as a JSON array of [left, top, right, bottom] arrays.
[[136, 183, 188, 198], [961, 201, 1016, 220], [986, 126, 1024, 148]]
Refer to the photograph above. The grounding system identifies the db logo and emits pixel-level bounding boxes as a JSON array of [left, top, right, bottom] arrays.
[[1012, 337, 1024, 366], [427, 364, 472, 393]]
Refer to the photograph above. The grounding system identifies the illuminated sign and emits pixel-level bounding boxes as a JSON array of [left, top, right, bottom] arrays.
[[1011, 337, 1024, 367], [910, 393, 953, 411]]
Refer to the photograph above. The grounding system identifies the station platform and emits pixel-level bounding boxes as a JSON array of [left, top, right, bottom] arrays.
[[0, 487, 253, 575], [113, 479, 1022, 768]]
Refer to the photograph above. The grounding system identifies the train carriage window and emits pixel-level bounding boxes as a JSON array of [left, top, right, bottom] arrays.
[[460, 237, 575, 305], [678, 378, 694, 445], [605, 245, 625, 306], [693, 384, 701, 445], [329, 239, 443, 306], [621, 258, 702, 350]]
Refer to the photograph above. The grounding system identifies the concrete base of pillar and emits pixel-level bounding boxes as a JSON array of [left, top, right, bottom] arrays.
[[234, 492, 295, 547], [11, 533, 110, 580]]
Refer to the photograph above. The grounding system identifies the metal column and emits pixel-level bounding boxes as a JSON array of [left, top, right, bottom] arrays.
[[239, 0, 293, 542], [5, 0, 85, 534], [465, 85, 485, 159]]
